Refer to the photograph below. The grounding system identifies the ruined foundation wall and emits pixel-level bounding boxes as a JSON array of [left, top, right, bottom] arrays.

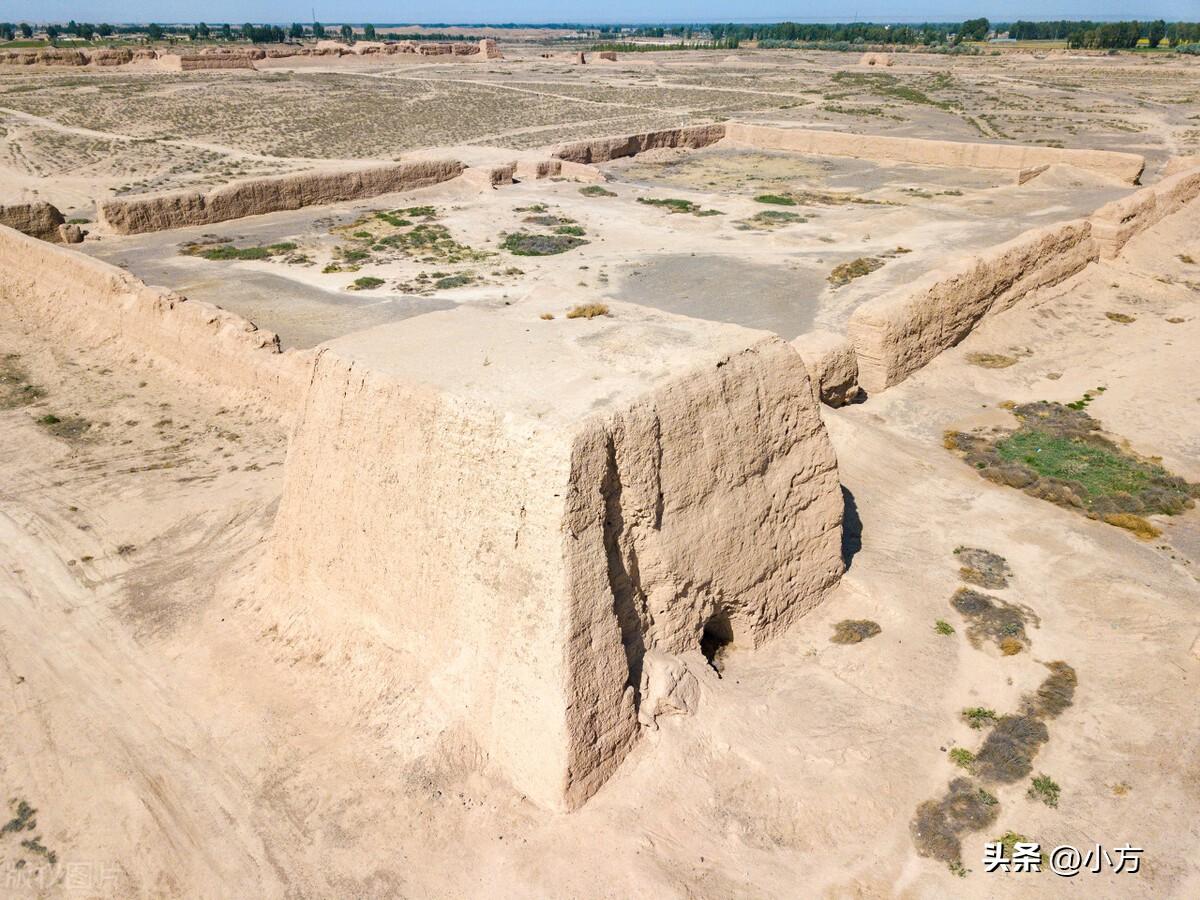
[[0, 202, 66, 242], [1090, 166, 1200, 258], [271, 309, 843, 810], [552, 124, 727, 164], [842, 163, 1200, 395], [98, 159, 465, 235], [848, 220, 1098, 394], [724, 123, 1145, 184], [0, 225, 311, 414]]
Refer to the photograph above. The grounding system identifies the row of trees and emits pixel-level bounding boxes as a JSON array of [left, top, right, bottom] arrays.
[[0, 21, 387, 44]]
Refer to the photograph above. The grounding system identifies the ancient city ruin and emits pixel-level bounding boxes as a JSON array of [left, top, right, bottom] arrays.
[[1, 15, 1198, 896]]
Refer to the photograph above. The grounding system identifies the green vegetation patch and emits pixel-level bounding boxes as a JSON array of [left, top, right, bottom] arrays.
[[182, 241, 297, 261], [501, 232, 587, 256], [636, 196, 722, 217], [946, 401, 1197, 525], [1028, 774, 1061, 808], [580, 185, 617, 197], [349, 276, 385, 291], [754, 193, 797, 206]]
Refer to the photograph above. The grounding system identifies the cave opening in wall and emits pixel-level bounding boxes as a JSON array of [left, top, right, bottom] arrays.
[[700, 609, 734, 677]]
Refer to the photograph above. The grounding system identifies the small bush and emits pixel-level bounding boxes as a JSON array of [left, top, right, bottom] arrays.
[[934, 619, 955, 635], [1103, 513, 1161, 539], [828, 257, 884, 286], [637, 196, 698, 213], [1028, 774, 1060, 808], [350, 276, 385, 290], [540, 312, 554, 320], [555, 225, 586, 236], [962, 707, 999, 729], [566, 303, 609, 320], [502, 232, 587, 256], [580, 185, 617, 197], [1105, 311, 1136, 324], [433, 274, 472, 290], [754, 193, 797, 205], [830, 619, 881, 644], [948, 747, 975, 769]]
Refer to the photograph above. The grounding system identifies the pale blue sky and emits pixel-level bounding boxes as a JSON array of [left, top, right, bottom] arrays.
[[7, 2, 1195, 23]]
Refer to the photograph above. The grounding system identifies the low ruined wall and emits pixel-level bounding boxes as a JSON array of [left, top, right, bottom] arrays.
[[1090, 166, 1200, 258], [0, 202, 66, 242], [0, 225, 311, 414], [98, 159, 464, 235], [844, 162, 1200, 394], [271, 305, 843, 810], [552, 124, 727, 164], [724, 123, 1145, 185], [848, 220, 1098, 394]]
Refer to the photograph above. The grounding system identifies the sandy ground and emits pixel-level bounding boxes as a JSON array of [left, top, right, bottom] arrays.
[[1, 42, 1199, 899], [1, 165, 1197, 899]]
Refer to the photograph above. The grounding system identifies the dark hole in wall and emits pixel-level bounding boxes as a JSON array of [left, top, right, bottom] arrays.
[[700, 609, 733, 677]]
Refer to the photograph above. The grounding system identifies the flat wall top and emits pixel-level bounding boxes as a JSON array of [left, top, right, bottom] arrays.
[[317, 302, 778, 427]]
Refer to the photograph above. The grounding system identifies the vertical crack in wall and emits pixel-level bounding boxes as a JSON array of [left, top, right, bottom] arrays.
[[602, 433, 648, 704]]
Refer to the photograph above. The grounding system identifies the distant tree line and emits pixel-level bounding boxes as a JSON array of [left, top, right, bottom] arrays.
[[3, 18, 1198, 50]]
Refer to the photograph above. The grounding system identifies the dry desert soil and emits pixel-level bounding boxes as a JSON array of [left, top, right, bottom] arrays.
[[1, 43, 1199, 898]]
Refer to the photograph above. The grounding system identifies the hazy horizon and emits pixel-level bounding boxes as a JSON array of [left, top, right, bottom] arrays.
[[6, 2, 1198, 25]]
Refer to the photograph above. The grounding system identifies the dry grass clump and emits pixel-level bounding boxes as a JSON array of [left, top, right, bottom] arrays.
[[579, 185, 617, 197], [830, 619, 881, 644], [999, 637, 1024, 656], [1102, 512, 1161, 540], [1105, 311, 1136, 324], [910, 777, 999, 868], [972, 714, 1050, 784], [945, 401, 1197, 528], [954, 547, 1012, 589], [950, 587, 1038, 653], [35, 412, 91, 441], [827, 256, 884, 286], [540, 312, 555, 320], [502, 232, 587, 256], [966, 352, 1018, 369], [0, 354, 45, 410], [566, 303, 609, 320]]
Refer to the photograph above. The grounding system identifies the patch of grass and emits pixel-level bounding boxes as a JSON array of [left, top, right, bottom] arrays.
[[434, 273, 473, 290], [910, 776, 998, 866], [949, 402, 1197, 523], [754, 193, 796, 205], [951, 587, 1038, 654], [35, 412, 90, 441], [934, 619, 955, 635], [1178, 254, 1195, 264], [349, 276, 385, 290], [580, 185, 616, 197], [955, 546, 1012, 590], [566, 303, 609, 320], [502, 232, 587, 256], [828, 257, 883, 286], [948, 747, 975, 769], [999, 637, 1024, 656], [966, 352, 1018, 369], [637, 196, 698, 213], [1105, 311, 1136, 324], [1028, 774, 1060, 808], [18, 835, 56, 866], [1, 799, 36, 835], [540, 312, 554, 320], [555, 225, 586, 236], [738, 209, 808, 230], [830, 619, 881, 644], [962, 707, 999, 729], [1102, 512, 1161, 539], [0, 355, 45, 410]]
